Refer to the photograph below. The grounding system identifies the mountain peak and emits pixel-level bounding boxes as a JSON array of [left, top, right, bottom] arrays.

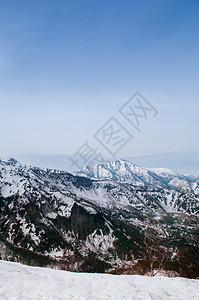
[[0, 157, 21, 167], [77, 159, 163, 186], [76, 159, 198, 193]]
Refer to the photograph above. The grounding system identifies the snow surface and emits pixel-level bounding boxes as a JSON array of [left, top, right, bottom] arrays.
[[0, 261, 198, 300]]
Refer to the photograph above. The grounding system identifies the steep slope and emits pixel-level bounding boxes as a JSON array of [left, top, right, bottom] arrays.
[[0, 159, 144, 268], [0, 158, 198, 273]]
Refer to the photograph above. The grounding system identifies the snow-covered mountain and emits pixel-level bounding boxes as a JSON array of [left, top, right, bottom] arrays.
[[0, 158, 141, 267], [77, 159, 199, 194], [0, 158, 198, 273], [1, 158, 198, 219]]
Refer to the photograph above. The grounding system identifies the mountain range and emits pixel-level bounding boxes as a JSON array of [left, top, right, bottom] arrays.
[[76, 159, 199, 193], [0, 158, 198, 276]]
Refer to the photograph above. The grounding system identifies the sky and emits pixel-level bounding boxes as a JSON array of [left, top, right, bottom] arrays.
[[0, 0, 199, 173]]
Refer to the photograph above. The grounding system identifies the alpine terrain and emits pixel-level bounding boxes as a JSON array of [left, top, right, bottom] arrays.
[[0, 158, 198, 277]]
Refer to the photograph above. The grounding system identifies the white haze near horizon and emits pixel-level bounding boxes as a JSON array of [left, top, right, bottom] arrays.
[[13, 150, 199, 175]]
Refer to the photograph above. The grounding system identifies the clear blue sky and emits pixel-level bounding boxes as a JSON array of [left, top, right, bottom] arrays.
[[0, 0, 199, 168]]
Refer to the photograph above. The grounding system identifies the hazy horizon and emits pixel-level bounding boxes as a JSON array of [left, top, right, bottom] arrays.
[[2, 149, 196, 175]]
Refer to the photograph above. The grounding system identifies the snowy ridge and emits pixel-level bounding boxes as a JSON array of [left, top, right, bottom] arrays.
[[0, 158, 198, 217], [77, 159, 199, 194]]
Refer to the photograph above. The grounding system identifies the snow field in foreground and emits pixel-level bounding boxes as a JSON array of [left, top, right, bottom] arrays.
[[0, 260, 198, 300]]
